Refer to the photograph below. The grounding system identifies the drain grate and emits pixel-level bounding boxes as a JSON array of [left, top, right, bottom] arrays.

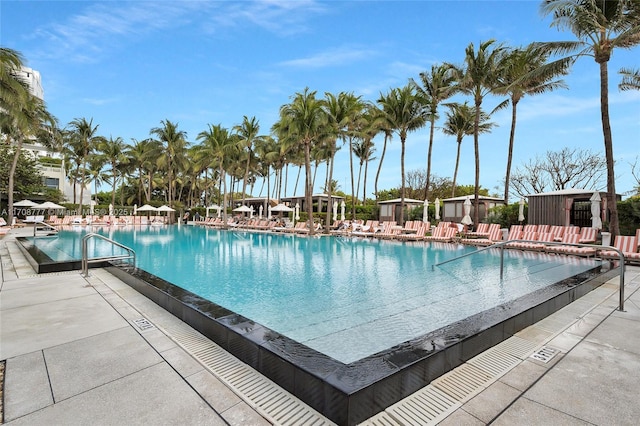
[[529, 346, 559, 363], [132, 317, 155, 331]]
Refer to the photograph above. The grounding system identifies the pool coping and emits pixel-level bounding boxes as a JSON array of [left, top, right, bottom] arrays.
[[104, 261, 615, 426]]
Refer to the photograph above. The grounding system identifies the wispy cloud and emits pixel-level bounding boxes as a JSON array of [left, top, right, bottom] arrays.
[[81, 96, 121, 106], [280, 45, 378, 69]]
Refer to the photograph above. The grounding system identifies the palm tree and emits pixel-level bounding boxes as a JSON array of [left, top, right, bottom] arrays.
[[233, 116, 265, 204], [277, 88, 327, 234], [442, 102, 496, 197], [619, 67, 640, 90], [352, 138, 376, 204], [539, 0, 640, 236], [371, 103, 392, 202], [129, 138, 161, 204], [98, 136, 128, 207], [376, 84, 427, 224], [67, 117, 103, 215], [412, 63, 459, 199], [494, 44, 569, 203], [196, 124, 236, 223], [150, 119, 188, 207], [456, 40, 508, 226]]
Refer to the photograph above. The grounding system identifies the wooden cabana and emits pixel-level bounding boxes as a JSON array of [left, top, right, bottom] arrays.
[[441, 195, 505, 224], [377, 198, 424, 223], [527, 188, 619, 227]]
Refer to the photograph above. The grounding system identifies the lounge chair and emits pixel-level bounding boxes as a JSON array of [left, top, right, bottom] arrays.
[[506, 225, 523, 241], [506, 231, 538, 249], [425, 226, 457, 242], [599, 234, 640, 263], [465, 223, 489, 238], [523, 224, 537, 233], [546, 233, 596, 257], [461, 223, 501, 246], [578, 227, 598, 244], [396, 224, 429, 242]]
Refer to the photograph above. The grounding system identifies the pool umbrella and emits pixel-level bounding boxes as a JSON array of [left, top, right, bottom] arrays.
[[233, 205, 251, 213], [332, 201, 338, 221], [157, 205, 175, 212], [271, 204, 293, 212], [518, 198, 525, 222], [13, 199, 38, 207], [136, 204, 157, 212], [267, 204, 272, 219], [250, 206, 254, 219], [109, 203, 114, 216], [38, 201, 65, 210], [259, 205, 263, 218], [133, 204, 137, 215], [340, 200, 345, 221], [434, 198, 441, 220], [461, 196, 473, 225], [590, 192, 602, 229], [422, 199, 429, 223], [295, 203, 300, 221]]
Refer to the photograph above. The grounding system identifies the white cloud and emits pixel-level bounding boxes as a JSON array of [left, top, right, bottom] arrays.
[[279, 45, 378, 69]]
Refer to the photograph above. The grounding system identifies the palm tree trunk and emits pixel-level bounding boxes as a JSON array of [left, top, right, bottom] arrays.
[[7, 139, 23, 226], [504, 98, 518, 204], [400, 135, 406, 224], [374, 134, 389, 202], [599, 61, 619, 236], [473, 99, 481, 227], [324, 147, 336, 233], [363, 158, 369, 204], [424, 117, 435, 199], [452, 138, 462, 197], [303, 140, 314, 235], [349, 136, 356, 219]]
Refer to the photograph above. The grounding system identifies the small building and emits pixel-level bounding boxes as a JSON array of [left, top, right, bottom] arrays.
[[527, 189, 618, 227], [377, 198, 424, 223], [280, 193, 345, 215], [441, 195, 506, 223]]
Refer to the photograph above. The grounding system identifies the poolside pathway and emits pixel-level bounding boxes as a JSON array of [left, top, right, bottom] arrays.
[[2, 226, 640, 425]]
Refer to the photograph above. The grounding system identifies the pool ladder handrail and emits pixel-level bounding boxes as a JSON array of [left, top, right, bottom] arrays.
[[432, 238, 626, 311], [81, 232, 136, 277], [33, 221, 59, 236]]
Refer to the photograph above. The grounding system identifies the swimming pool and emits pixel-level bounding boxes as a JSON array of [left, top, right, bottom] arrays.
[[25, 225, 599, 363], [19, 225, 610, 425]]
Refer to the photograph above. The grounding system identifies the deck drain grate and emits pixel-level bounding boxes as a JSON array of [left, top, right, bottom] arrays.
[[132, 317, 155, 330], [529, 346, 559, 363]]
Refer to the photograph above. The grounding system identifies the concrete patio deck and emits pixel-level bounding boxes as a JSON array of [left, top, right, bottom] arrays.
[[1, 227, 639, 425]]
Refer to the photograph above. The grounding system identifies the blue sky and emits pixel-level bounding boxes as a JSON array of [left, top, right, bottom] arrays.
[[3, 0, 639, 200]]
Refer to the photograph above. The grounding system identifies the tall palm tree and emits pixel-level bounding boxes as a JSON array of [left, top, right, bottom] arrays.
[[540, 0, 640, 236], [352, 138, 376, 204], [456, 39, 508, 226], [495, 44, 569, 203], [371, 103, 392, 202], [67, 117, 103, 215], [377, 84, 427, 224], [98, 136, 128, 207], [442, 102, 496, 197], [412, 63, 459, 199], [196, 124, 235, 223], [233, 116, 264, 204], [277, 88, 327, 234], [150, 119, 188, 207], [619, 67, 640, 91]]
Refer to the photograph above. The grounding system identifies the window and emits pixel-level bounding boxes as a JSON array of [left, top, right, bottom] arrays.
[[44, 177, 59, 188]]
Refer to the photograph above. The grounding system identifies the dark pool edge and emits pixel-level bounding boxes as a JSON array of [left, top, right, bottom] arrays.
[[104, 262, 616, 426], [15, 236, 111, 273]]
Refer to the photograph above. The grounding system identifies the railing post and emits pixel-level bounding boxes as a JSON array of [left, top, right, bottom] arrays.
[[499, 245, 505, 280]]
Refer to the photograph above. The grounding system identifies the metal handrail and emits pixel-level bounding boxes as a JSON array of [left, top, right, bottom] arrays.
[[81, 233, 136, 277], [33, 221, 59, 236], [432, 238, 626, 311]]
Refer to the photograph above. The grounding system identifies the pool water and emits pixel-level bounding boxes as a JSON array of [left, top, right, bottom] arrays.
[[29, 225, 601, 363]]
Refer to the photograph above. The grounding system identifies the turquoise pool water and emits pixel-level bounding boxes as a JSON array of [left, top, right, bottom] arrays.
[[29, 225, 601, 363]]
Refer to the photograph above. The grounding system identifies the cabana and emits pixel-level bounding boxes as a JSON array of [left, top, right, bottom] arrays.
[[377, 198, 424, 223], [280, 194, 345, 216], [441, 195, 505, 224], [526, 188, 619, 227]]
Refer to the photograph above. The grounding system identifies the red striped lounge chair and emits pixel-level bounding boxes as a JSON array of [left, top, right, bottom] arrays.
[[461, 223, 501, 246], [547, 233, 596, 257], [376, 225, 401, 239], [397, 224, 429, 242], [578, 227, 598, 244], [425, 226, 457, 242], [506, 231, 538, 249], [600, 235, 640, 263], [465, 223, 489, 238], [537, 224, 550, 234], [506, 225, 523, 241], [550, 225, 565, 241], [523, 224, 537, 233]]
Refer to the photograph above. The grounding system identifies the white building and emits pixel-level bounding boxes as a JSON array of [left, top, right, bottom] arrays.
[[8, 67, 91, 205]]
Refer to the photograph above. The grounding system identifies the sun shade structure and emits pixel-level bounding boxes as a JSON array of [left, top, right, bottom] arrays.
[[461, 197, 473, 225], [136, 204, 158, 212], [232, 205, 252, 213], [156, 205, 176, 212], [13, 199, 39, 207], [270, 204, 293, 212], [36, 201, 65, 210]]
